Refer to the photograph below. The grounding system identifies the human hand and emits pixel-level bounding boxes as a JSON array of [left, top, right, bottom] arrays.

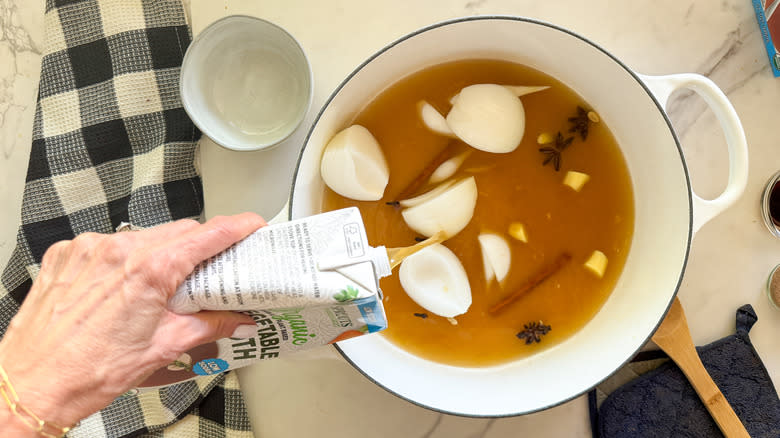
[[0, 213, 265, 433]]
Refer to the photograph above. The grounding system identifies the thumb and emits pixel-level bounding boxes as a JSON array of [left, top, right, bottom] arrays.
[[176, 311, 257, 351]]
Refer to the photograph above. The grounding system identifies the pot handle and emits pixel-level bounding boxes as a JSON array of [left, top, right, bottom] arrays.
[[638, 73, 748, 233]]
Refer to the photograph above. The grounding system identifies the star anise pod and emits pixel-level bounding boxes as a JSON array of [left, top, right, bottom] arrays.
[[538, 132, 573, 171], [554, 131, 574, 150], [516, 321, 552, 344], [568, 105, 591, 141], [538, 147, 560, 171]]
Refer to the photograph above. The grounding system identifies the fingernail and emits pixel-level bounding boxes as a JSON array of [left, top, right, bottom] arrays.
[[231, 324, 257, 339]]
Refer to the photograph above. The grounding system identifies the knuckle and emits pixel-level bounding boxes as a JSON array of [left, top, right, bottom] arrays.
[[55, 232, 103, 264], [146, 253, 173, 280], [41, 240, 70, 265], [48, 239, 71, 253], [72, 232, 102, 247], [97, 234, 131, 264], [124, 250, 151, 277], [122, 254, 145, 282], [70, 232, 102, 254], [157, 246, 184, 273], [126, 248, 179, 292]]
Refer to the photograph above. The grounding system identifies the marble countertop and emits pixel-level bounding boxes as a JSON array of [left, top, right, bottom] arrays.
[[2, 0, 779, 437]]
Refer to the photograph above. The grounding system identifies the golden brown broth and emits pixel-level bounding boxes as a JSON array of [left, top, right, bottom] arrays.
[[322, 59, 634, 366]]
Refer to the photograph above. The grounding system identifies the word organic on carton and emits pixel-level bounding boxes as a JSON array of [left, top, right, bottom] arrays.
[[140, 208, 390, 388]]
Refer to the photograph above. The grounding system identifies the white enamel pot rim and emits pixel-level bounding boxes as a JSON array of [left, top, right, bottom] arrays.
[[287, 16, 748, 417]]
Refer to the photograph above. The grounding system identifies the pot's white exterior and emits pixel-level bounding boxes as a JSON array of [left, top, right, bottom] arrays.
[[289, 17, 747, 417]]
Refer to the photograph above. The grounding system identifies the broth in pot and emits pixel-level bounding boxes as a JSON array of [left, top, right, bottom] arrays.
[[322, 59, 634, 367]]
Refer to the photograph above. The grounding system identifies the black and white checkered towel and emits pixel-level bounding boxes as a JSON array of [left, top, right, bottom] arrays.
[[0, 0, 253, 436]]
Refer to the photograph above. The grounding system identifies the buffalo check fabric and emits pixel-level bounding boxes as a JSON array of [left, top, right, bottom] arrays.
[[0, 0, 253, 436]]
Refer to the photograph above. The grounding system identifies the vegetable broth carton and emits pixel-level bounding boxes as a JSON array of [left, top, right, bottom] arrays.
[[140, 208, 390, 387]]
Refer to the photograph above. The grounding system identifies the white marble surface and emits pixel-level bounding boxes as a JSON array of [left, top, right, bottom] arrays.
[[0, 0, 43, 271], [1, 0, 779, 437]]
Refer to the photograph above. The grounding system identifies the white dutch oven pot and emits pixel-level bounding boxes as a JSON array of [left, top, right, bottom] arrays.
[[288, 17, 748, 417]]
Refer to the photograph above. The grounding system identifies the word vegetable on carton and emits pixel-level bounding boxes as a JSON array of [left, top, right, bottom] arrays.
[[140, 208, 390, 388], [753, 0, 780, 76]]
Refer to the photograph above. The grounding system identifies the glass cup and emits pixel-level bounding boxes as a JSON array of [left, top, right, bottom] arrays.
[[180, 15, 313, 152]]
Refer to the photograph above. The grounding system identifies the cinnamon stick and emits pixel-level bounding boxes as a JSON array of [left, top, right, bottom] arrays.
[[488, 252, 572, 316], [391, 141, 458, 202]]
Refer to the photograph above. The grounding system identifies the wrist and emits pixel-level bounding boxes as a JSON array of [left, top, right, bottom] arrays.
[[0, 400, 39, 437], [0, 358, 81, 436]]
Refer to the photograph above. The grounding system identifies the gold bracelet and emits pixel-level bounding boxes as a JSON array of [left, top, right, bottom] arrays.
[[0, 364, 73, 438]]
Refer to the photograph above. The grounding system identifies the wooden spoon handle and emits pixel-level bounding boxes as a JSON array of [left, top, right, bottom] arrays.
[[652, 300, 750, 438], [663, 342, 750, 437]]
